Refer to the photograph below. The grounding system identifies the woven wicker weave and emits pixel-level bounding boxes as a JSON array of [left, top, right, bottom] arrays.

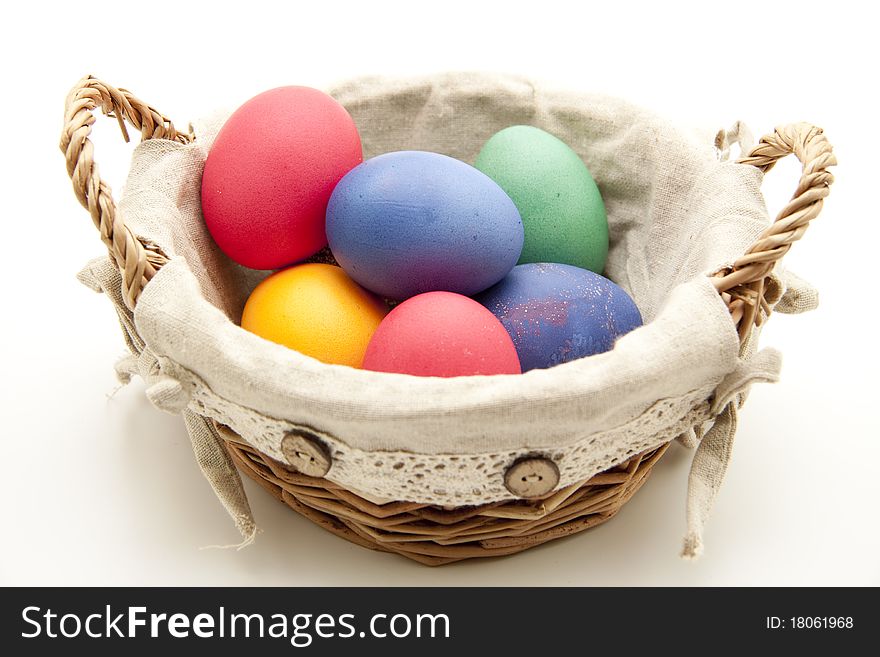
[[61, 76, 835, 565]]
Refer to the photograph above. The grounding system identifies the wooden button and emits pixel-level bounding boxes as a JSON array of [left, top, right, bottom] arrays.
[[281, 429, 332, 477], [504, 456, 559, 498]]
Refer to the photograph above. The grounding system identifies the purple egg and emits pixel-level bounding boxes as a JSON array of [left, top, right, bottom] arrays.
[[326, 151, 524, 300], [475, 263, 642, 371]]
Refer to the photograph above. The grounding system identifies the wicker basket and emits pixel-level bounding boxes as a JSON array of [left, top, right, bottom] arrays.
[[61, 76, 835, 565]]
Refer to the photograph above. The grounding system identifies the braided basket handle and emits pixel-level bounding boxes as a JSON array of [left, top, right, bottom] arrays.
[[60, 76, 193, 308], [717, 123, 836, 341]]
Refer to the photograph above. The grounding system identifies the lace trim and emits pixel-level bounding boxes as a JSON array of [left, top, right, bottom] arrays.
[[188, 382, 713, 506]]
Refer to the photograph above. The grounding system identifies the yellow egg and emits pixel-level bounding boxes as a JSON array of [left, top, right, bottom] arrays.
[[241, 263, 389, 367]]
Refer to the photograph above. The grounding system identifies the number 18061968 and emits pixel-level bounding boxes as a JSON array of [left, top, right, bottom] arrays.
[[766, 617, 854, 630]]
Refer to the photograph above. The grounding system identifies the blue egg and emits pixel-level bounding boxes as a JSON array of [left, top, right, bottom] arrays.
[[326, 151, 524, 300], [475, 263, 642, 371]]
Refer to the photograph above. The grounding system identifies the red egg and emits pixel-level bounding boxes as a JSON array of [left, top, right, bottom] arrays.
[[201, 86, 362, 269], [362, 292, 522, 377]]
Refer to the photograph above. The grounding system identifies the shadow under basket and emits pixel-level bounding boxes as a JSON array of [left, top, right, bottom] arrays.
[[61, 74, 835, 565]]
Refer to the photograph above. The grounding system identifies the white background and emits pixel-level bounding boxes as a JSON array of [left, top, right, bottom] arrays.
[[1, 0, 876, 586]]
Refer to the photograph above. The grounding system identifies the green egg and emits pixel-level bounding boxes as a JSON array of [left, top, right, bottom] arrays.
[[474, 125, 608, 273]]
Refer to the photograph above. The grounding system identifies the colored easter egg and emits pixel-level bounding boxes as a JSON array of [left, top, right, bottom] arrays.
[[202, 86, 362, 269], [241, 263, 387, 367], [475, 263, 641, 372], [326, 151, 524, 300], [362, 291, 521, 377], [474, 125, 608, 273]]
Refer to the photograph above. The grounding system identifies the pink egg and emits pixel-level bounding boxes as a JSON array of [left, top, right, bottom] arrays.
[[362, 292, 521, 377], [201, 86, 362, 269]]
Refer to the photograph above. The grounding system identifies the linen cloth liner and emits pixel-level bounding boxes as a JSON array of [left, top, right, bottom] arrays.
[[77, 73, 816, 555]]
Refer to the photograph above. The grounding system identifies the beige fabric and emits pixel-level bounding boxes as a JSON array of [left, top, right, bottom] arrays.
[[81, 73, 809, 554], [680, 347, 783, 559], [78, 258, 256, 545], [681, 403, 739, 560], [715, 120, 755, 164], [775, 269, 820, 314]]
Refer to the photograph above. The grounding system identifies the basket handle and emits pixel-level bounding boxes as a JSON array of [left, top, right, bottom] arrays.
[[60, 76, 193, 309], [716, 122, 836, 341]]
